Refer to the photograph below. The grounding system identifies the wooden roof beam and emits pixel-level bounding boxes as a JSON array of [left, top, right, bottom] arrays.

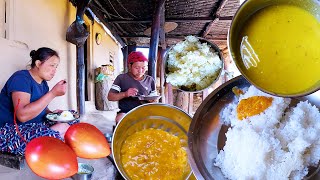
[[89, 1, 126, 46], [108, 16, 233, 23], [121, 34, 227, 40], [202, 0, 229, 38]]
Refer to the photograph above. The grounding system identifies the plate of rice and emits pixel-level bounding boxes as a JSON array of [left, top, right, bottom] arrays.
[[164, 36, 224, 92], [188, 76, 320, 180], [46, 110, 79, 122]]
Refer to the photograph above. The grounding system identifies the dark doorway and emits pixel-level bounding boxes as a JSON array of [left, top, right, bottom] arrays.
[[83, 24, 89, 101], [84, 40, 89, 101]]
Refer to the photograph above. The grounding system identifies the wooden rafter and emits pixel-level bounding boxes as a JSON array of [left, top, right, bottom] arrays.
[[202, 0, 229, 38], [121, 34, 227, 40], [107, 16, 233, 23], [89, 0, 126, 46], [202, 18, 220, 38], [216, 0, 229, 17]]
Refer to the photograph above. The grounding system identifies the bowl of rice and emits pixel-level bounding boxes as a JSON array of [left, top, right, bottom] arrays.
[[188, 76, 320, 180], [164, 36, 224, 92]]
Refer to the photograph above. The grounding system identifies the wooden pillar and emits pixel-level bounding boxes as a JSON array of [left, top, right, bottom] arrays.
[[148, 0, 165, 86], [158, 0, 166, 103], [127, 45, 136, 55], [188, 93, 194, 115], [176, 91, 189, 112], [165, 83, 173, 105], [77, 46, 85, 115], [122, 46, 128, 73], [202, 89, 209, 101], [158, 48, 166, 103], [69, 0, 91, 115]]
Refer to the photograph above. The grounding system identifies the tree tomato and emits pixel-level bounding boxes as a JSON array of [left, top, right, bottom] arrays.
[[64, 122, 111, 158], [25, 136, 78, 179]]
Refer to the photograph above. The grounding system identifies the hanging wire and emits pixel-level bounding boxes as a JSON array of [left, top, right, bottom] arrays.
[[115, 0, 139, 18], [106, 11, 125, 19], [137, 23, 147, 29], [106, 0, 125, 19], [92, 1, 130, 19]]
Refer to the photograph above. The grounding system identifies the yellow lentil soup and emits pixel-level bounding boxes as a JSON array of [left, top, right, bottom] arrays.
[[239, 4, 320, 95], [120, 128, 189, 180]]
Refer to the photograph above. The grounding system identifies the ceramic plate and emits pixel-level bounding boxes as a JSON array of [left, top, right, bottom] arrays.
[[46, 110, 79, 123]]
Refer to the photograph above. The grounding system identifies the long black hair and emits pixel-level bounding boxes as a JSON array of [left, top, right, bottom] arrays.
[[30, 47, 59, 68]]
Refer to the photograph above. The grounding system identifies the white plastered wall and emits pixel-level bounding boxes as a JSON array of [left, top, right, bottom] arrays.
[[0, 0, 122, 112]]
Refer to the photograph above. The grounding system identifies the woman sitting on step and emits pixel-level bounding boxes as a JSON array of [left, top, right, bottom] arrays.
[[0, 47, 78, 155]]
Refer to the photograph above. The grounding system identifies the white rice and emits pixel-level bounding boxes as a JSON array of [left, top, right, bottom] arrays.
[[57, 111, 74, 120], [216, 86, 320, 180], [166, 36, 222, 91]]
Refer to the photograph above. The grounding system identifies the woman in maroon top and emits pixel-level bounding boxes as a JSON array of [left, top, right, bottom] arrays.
[[108, 51, 156, 123]]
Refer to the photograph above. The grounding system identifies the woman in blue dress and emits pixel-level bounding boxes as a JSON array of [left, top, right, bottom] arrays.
[[0, 47, 77, 155]]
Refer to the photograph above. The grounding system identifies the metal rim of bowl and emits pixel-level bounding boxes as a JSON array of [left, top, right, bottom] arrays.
[[187, 76, 244, 180], [112, 103, 193, 180], [164, 36, 225, 93], [78, 163, 94, 173], [227, 0, 320, 98]]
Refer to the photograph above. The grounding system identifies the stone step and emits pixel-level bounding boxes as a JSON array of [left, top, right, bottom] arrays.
[[0, 152, 25, 170]]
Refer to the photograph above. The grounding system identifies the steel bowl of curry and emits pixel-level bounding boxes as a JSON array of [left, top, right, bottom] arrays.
[[112, 103, 192, 180], [228, 0, 320, 97]]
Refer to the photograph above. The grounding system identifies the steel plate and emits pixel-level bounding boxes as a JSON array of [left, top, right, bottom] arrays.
[[188, 75, 320, 180]]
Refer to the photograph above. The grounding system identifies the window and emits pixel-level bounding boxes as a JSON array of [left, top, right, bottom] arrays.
[[136, 47, 149, 58], [0, 0, 6, 38], [0, 0, 14, 40]]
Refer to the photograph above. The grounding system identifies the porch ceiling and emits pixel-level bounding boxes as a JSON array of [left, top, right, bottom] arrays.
[[71, 0, 240, 49]]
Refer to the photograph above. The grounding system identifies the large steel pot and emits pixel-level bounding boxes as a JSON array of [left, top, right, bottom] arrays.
[[112, 103, 192, 179], [228, 0, 320, 97]]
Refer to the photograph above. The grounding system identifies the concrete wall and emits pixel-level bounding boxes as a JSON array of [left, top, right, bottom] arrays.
[[0, 0, 122, 111], [87, 18, 123, 101]]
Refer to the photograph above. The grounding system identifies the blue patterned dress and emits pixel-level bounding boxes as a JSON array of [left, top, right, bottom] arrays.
[[0, 70, 78, 155]]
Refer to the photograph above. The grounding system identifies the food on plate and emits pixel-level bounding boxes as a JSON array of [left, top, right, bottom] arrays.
[[166, 35, 222, 91], [239, 4, 320, 95], [121, 128, 188, 179], [231, 86, 244, 97], [216, 86, 320, 179], [236, 96, 273, 120], [57, 111, 74, 121]]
